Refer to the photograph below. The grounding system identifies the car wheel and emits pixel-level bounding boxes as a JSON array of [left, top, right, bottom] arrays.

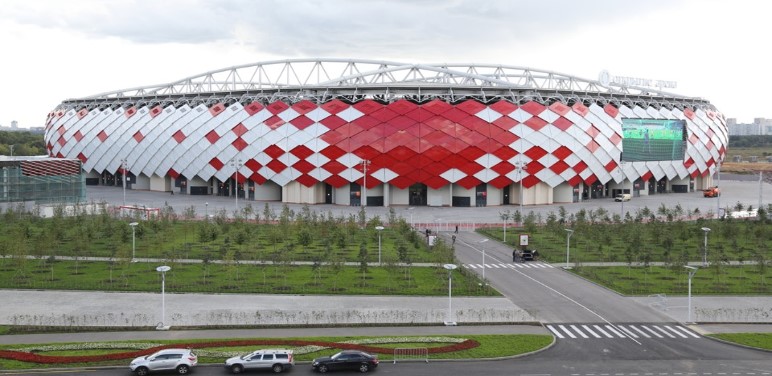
[[176, 364, 190, 374], [272, 364, 284, 373], [135, 367, 150, 376], [359, 364, 370, 373], [318, 364, 328, 373], [231, 364, 244, 374]]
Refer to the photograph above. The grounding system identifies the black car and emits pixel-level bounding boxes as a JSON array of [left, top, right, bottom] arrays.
[[311, 350, 379, 373]]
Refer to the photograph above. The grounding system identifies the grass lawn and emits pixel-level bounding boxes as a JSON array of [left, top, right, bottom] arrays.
[[0, 334, 553, 369], [0, 259, 499, 296], [569, 265, 771, 295], [708, 333, 772, 350]]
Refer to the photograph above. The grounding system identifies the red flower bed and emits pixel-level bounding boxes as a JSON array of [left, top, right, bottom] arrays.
[[0, 339, 480, 364]]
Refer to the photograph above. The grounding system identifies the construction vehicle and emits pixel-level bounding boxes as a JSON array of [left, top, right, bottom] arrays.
[[703, 186, 720, 198]]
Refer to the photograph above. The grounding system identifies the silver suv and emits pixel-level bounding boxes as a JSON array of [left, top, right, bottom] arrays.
[[130, 348, 198, 375], [224, 349, 294, 374]]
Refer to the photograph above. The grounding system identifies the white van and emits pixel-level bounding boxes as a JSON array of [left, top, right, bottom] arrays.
[[615, 193, 631, 202]]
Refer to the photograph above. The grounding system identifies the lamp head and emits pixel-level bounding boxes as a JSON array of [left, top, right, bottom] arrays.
[[701, 227, 711, 232], [684, 266, 698, 271], [443, 264, 458, 270], [375, 226, 384, 231], [129, 222, 138, 227], [156, 265, 171, 273], [565, 229, 574, 233]]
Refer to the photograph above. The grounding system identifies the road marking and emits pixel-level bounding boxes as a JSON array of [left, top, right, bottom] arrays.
[[546, 324, 564, 338], [594, 325, 614, 338], [628, 325, 651, 338], [605, 325, 627, 338], [618, 326, 639, 338], [654, 325, 676, 338], [559, 324, 577, 338], [672, 325, 700, 338], [582, 324, 602, 338], [642, 325, 664, 338], [664, 325, 688, 338], [570, 324, 589, 338]]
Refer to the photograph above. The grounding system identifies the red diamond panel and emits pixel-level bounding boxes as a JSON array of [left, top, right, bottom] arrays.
[[584, 174, 598, 185], [336, 123, 364, 138], [245, 102, 264, 116], [77, 153, 87, 163], [573, 161, 588, 173], [320, 145, 346, 160], [387, 146, 418, 162], [587, 125, 600, 138], [264, 115, 285, 130], [290, 145, 314, 159], [293, 160, 315, 174], [292, 100, 317, 115], [550, 161, 571, 175], [424, 175, 449, 190], [458, 161, 484, 175], [524, 146, 547, 161], [353, 100, 383, 115], [609, 133, 622, 146], [492, 161, 515, 175], [168, 169, 179, 179], [549, 102, 571, 116], [290, 115, 314, 130], [57, 125, 65, 135], [458, 146, 485, 161], [150, 106, 162, 118], [132, 131, 143, 143], [520, 101, 546, 116], [553, 116, 573, 131], [404, 107, 432, 122], [320, 115, 346, 130], [492, 146, 517, 161], [205, 130, 220, 144], [457, 175, 482, 189], [125, 107, 136, 118], [266, 159, 287, 173], [568, 175, 582, 187], [249, 172, 267, 185], [354, 145, 379, 161], [458, 114, 489, 131], [489, 175, 513, 189], [209, 158, 224, 170], [321, 99, 349, 115], [684, 108, 695, 120], [320, 130, 346, 145], [390, 115, 417, 130], [605, 161, 617, 172], [455, 100, 486, 115], [210, 103, 225, 117], [73, 131, 83, 142], [388, 100, 418, 115], [489, 101, 518, 115], [552, 146, 572, 160], [244, 159, 262, 171], [371, 107, 399, 123], [586, 140, 600, 153], [322, 160, 347, 174], [572, 102, 589, 117], [524, 116, 548, 131], [97, 130, 108, 142], [641, 171, 653, 181], [324, 175, 349, 188], [266, 101, 290, 115], [424, 146, 452, 162], [77, 109, 88, 119], [264, 144, 285, 159], [442, 108, 470, 123], [523, 174, 541, 189], [352, 115, 380, 130], [389, 162, 415, 175], [232, 123, 248, 137], [389, 176, 413, 190], [604, 103, 619, 118], [296, 174, 319, 187], [689, 133, 699, 145], [57, 137, 65, 146], [423, 99, 453, 115], [172, 130, 186, 143], [525, 161, 545, 175], [423, 162, 450, 176], [232, 137, 248, 151]]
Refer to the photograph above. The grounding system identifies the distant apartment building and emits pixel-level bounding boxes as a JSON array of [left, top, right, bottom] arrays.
[[726, 118, 772, 136]]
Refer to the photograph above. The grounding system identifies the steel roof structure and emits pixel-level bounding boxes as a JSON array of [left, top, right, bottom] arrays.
[[62, 58, 712, 111]]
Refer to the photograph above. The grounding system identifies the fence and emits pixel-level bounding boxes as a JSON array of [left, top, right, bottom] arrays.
[[393, 347, 429, 364]]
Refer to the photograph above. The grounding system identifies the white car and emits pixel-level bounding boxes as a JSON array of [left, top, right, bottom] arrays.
[[224, 349, 294, 374], [129, 348, 197, 375]]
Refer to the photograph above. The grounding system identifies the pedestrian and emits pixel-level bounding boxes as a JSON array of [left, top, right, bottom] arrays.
[[451, 234, 456, 245], [512, 249, 517, 262], [455, 225, 458, 234]]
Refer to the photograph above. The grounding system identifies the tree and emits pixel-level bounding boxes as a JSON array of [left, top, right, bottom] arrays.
[[358, 242, 369, 286]]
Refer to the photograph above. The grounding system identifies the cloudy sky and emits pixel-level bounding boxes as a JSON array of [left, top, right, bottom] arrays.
[[1, 0, 769, 128]]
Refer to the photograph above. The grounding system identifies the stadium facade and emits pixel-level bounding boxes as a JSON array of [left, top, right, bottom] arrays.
[[44, 59, 727, 207]]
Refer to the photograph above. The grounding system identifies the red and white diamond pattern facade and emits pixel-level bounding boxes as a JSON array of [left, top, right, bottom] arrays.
[[44, 96, 726, 205]]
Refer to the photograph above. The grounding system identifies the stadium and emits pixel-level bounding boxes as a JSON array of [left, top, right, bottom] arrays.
[[43, 59, 727, 207]]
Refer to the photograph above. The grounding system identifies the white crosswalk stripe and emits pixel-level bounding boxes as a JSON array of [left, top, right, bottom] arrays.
[[463, 262, 553, 269], [547, 324, 702, 341]]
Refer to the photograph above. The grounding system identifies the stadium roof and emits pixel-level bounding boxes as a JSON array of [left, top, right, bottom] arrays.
[[61, 58, 714, 111]]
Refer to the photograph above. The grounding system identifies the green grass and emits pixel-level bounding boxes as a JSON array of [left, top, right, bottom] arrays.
[[708, 333, 772, 350], [0, 334, 553, 369], [0, 259, 499, 296], [569, 265, 771, 295]]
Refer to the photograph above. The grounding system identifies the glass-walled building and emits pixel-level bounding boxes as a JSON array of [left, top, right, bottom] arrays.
[[0, 157, 85, 204]]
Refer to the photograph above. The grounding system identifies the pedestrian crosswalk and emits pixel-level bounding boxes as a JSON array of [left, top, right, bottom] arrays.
[[545, 323, 701, 340], [463, 262, 554, 269]]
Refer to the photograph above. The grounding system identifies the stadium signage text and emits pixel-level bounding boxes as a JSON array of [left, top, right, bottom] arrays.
[[598, 70, 677, 89]]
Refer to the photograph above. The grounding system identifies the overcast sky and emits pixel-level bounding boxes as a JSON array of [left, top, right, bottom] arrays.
[[1, 0, 769, 129]]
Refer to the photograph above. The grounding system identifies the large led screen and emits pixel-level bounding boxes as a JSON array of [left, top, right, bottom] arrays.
[[621, 119, 686, 162]]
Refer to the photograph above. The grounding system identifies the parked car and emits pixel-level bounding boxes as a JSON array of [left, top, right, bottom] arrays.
[[615, 193, 632, 202], [224, 349, 294, 374], [312, 350, 379, 373], [129, 348, 197, 375], [703, 186, 720, 197]]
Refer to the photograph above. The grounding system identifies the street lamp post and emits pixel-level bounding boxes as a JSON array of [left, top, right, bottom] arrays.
[[375, 226, 384, 265], [717, 157, 722, 219], [205, 202, 208, 219], [121, 159, 128, 206], [685, 266, 699, 323], [230, 159, 242, 214], [129, 222, 138, 262], [443, 263, 458, 326], [360, 160, 370, 207], [479, 238, 489, 282], [515, 162, 527, 225], [156, 265, 171, 330], [9, 145, 14, 157], [701, 227, 711, 267], [564, 229, 574, 269]]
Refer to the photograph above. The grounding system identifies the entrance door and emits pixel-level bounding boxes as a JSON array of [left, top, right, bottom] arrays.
[[409, 184, 427, 206], [475, 183, 487, 207], [502, 184, 511, 205], [325, 184, 333, 204], [350, 183, 361, 206]]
